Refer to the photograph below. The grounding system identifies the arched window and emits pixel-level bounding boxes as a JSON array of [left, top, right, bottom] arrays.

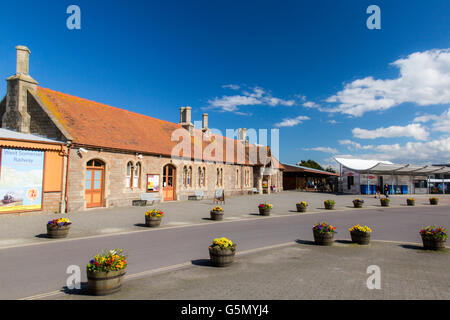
[[236, 168, 239, 187], [126, 161, 133, 188], [198, 167, 202, 186], [187, 166, 192, 187], [202, 167, 206, 186], [133, 162, 141, 188], [183, 166, 188, 187], [217, 168, 223, 187]]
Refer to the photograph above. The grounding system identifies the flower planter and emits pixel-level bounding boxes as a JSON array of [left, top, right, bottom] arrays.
[[313, 230, 334, 246], [407, 199, 415, 206], [210, 210, 224, 221], [350, 231, 371, 245], [353, 201, 363, 208], [145, 216, 162, 227], [46, 224, 70, 238], [429, 198, 439, 205], [380, 199, 390, 207], [209, 247, 236, 267], [259, 207, 271, 216], [296, 204, 307, 212], [421, 235, 446, 250], [324, 203, 335, 210], [87, 267, 127, 295]]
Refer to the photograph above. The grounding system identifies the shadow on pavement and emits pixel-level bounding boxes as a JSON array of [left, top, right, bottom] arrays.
[[191, 259, 213, 267], [295, 239, 315, 246], [133, 223, 148, 228], [399, 244, 428, 251], [335, 240, 354, 244], [35, 234, 50, 239], [61, 282, 90, 296]]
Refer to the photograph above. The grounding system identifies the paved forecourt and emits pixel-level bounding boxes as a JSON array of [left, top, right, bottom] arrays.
[[0, 191, 448, 249], [3, 203, 448, 300], [45, 241, 450, 300]]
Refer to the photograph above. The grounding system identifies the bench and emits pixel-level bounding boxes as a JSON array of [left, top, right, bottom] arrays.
[[188, 190, 204, 200], [132, 193, 160, 206]]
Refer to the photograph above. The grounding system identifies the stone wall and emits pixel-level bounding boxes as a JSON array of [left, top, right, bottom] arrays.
[[28, 93, 65, 141], [66, 147, 259, 212]]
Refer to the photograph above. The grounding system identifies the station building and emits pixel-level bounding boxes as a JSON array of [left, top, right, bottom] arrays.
[[0, 46, 283, 214]]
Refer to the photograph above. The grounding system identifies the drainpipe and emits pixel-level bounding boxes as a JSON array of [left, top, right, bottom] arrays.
[[64, 142, 72, 213]]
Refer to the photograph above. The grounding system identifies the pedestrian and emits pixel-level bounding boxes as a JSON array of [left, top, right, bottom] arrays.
[[383, 184, 389, 198]]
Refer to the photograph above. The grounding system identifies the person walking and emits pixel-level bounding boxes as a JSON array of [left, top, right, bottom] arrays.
[[383, 184, 389, 198]]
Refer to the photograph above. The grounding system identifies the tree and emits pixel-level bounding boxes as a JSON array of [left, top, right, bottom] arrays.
[[325, 165, 336, 173], [297, 160, 337, 173], [298, 160, 324, 171]]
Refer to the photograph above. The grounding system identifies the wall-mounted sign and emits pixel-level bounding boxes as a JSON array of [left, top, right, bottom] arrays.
[[0, 149, 44, 213], [147, 174, 160, 192]]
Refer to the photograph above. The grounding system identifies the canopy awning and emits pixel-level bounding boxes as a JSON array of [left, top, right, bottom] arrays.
[[335, 158, 450, 175]]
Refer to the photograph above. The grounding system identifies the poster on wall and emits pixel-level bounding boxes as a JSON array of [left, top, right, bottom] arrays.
[[0, 149, 44, 213], [147, 174, 160, 192]]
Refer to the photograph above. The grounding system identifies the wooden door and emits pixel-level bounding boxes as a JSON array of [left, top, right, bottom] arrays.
[[85, 160, 104, 208], [162, 165, 175, 201]]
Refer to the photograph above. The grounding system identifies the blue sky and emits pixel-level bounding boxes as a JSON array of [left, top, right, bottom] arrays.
[[0, 0, 449, 168]]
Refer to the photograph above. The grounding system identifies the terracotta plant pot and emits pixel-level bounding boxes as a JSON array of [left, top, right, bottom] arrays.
[[209, 247, 236, 267], [353, 201, 363, 208], [380, 199, 390, 207], [259, 207, 271, 216], [210, 210, 224, 221], [313, 229, 334, 246], [145, 216, 162, 227], [421, 235, 446, 250], [350, 231, 371, 245], [407, 199, 415, 206], [87, 267, 127, 295], [296, 204, 307, 212], [46, 224, 70, 238], [429, 198, 439, 205]]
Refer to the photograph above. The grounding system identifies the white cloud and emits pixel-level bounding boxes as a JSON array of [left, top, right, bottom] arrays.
[[352, 123, 429, 141], [413, 108, 450, 133], [338, 139, 374, 150], [334, 137, 450, 164], [303, 101, 320, 108], [222, 84, 240, 90], [274, 115, 310, 127], [325, 49, 450, 116], [208, 86, 295, 113], [302, 146, 339, 154], [328, 119, 338, 124]]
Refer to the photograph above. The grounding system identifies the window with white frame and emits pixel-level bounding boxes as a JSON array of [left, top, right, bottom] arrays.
[[133, 162, 141, 188], [126, 161, 133, 188]]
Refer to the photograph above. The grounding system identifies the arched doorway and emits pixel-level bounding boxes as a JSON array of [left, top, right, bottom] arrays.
[[162, 164, 176, 201], [85, 159, 105, 208]]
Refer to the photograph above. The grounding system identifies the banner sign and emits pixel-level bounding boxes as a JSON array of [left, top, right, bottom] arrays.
[[147, 174, 160, 192], [0, 149, 44, 212]]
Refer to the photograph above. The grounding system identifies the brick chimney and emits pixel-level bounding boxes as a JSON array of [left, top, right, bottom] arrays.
[[179, 106, 194, 135], [2, 46, 38, 133], [202, 113, 208, 131]]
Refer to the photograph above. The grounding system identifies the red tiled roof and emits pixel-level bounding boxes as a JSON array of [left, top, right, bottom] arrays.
[[36, 86, 279, 166]]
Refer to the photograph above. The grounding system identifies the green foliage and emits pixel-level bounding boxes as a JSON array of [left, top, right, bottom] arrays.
[[298, 159, 324, 171]]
